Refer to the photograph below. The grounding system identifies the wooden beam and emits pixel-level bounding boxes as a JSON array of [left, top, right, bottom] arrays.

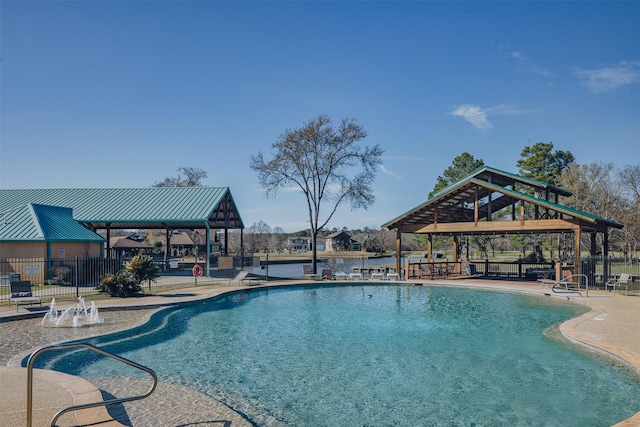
[[416, 219, 579, 234]]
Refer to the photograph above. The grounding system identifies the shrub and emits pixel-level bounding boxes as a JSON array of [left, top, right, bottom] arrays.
[[126, 254, 159, 285], [51, 264, 72, 286], [98, 271, 142, 298]]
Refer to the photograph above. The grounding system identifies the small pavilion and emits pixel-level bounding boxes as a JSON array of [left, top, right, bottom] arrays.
[[0, 187, 245, 276], [382, 166, 623, 281]]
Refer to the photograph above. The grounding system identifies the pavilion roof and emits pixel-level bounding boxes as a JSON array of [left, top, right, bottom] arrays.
[[0, 187, 244, 230], [382, 166, 622, 234]]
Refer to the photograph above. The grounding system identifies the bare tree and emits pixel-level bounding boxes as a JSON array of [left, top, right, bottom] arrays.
[[153, 166, 208, 187], [619, 164, 640, 200], [250, 115, 383, 271], [148, 167, 208, 258], [618, 164, 640, 259], [269, 226, 288, 252], [559, 162, 623, 256]]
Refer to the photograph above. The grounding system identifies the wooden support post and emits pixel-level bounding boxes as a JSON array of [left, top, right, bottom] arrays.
[[574, 228, 581, 278], [474, 187, 479, 225], [395, 228, 402, 277], [452, 236, 458, 261]]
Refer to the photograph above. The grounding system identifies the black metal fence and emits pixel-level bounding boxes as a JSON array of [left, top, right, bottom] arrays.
[[2, 255, 638, 304]]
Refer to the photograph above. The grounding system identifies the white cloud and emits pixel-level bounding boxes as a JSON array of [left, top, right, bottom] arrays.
[[379, 164, 403, 180], [449, 104, 493, 130], [449, 103, 535, 131], [574, 61, 640, 93], [507, 49, 551, 76]]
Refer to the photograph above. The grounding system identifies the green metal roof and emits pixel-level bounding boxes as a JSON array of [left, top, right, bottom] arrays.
[[382, 166, 622, 232], [0, 204, 105, 242], [428, 165, 572, 200], [0, 187, 244, 229]]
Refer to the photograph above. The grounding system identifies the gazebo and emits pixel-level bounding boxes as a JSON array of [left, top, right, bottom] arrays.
[[382, 166, 623, 282]]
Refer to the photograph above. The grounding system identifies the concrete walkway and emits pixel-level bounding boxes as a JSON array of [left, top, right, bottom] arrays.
[[1, 279, 638, 426]]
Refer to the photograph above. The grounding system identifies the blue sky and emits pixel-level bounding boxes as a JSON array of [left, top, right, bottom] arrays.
[[2, 1, 639, 233]]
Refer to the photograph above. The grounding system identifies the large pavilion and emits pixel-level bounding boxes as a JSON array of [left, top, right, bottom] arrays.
[[382, 166, 623, 282]]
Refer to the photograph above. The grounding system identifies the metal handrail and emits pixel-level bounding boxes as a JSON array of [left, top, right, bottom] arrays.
[[26, 342, 157, 427], [551, 274, 589, 297]]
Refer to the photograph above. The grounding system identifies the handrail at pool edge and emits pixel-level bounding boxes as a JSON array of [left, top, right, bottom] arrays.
[[551, 274, 589, 297], [25, 342, 157, 427]]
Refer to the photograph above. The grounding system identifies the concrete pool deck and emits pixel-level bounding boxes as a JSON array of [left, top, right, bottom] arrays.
[[0, 278, 638, 426]]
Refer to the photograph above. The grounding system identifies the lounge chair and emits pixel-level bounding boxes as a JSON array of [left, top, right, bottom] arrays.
[[334, 271, 349, 280], [349, 271, 363, 280], [321, 269, 334, 280], [303, 264, 320, 280], [370, 269, 385, 280], [386, 268, 400, 281], [229, 271, 260, 286], [10, 281, 43, 312], [605, 273, 631, 293]]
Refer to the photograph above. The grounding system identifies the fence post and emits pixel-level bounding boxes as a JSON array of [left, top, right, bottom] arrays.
[[518, 259, 522, 278], [265, 254, 269, 282], [75, 257, 79, 298]]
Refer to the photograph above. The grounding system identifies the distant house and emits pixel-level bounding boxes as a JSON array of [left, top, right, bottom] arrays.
[[108, 235, 153, 258], [288, 236, 311, 252], [147, 229, 221, 258], [325, 231, 360, 252]]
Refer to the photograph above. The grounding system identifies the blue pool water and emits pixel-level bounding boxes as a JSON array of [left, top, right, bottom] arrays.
[[37, 285, 640, 426]]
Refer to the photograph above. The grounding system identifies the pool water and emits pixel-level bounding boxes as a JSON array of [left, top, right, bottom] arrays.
[[38, 285, 640, 426]]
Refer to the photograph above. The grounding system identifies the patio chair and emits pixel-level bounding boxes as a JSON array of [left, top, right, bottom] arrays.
[[9, 281, 43, 312], [605, 273, 631, 293], [418, 265, 432, 279], [321, 269, 334, 280], [334, 271, 349, 280], [303, 264, 320, 280], [228, 271, 260, 286]]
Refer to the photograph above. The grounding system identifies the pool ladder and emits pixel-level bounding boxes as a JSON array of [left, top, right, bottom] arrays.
[[25, 342, 157, 427], [551, 274, 589, 297]]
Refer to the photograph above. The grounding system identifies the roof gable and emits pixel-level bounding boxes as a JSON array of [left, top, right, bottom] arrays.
[[0, 204, 105, 242]]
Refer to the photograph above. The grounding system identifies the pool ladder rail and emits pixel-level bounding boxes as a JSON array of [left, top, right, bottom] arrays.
[[550, 274, 589, 297], [25, 342, 157, 427]]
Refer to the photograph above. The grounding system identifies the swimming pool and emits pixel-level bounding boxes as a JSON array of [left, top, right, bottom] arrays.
[[34, 284, 640, 426]]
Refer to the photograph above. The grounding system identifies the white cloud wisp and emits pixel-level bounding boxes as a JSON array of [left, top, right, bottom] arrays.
[[574, 61, 640, 93], [449, 104, 493, 130]]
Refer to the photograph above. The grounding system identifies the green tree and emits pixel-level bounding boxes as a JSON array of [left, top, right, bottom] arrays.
[[429, 152, 484, 199], [516, 142, 574, 185], [250, 115, 383, 271]]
